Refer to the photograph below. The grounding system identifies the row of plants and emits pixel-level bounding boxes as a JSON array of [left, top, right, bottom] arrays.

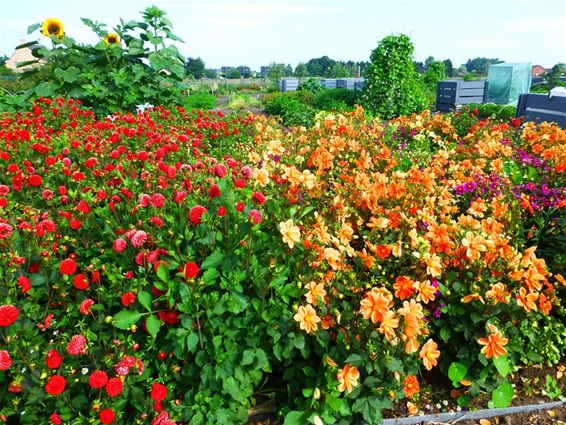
[[0, 97, 564, 424]]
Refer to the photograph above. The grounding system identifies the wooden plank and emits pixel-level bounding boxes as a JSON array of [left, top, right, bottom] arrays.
[[459, 80, 487, 89], [524, 111, 566, 127], [523, 95, 566, 112], [457, 88, 486, 96], [459, 97, 486, 105]]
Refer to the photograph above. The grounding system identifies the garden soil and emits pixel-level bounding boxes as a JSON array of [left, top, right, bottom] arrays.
[[249, 363, 565, 424]]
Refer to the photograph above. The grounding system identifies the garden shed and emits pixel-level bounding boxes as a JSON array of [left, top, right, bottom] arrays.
[[487, 63, 532, 105]]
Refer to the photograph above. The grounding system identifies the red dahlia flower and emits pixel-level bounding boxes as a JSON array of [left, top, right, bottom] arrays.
[[17, 276, 31, 293], [0, 305, 19, 326], [88, 370, 108, 389], [131, 230, 148, 248], [59, 258, 77, 275], [0, 223, 13, 239], [248, 209, 262, 225], [188, 205, 207, 224], [45, 349, 62, 369], [50, 413, 62, 424], [0, 350, 12, 370], [28, 174, 43, 186], [180, 262, 199, 278], [45, 375, 66, 395], [151, 382, 167, 402], [113, 238, 127, 253], [73, 273, 89, 290], [105, 377, 123, 397], [99, 408, 115, 424], [252, 192, 266, 204], [66, 334, 87, 355], [121, 292, 135, 307], [79, 298, 95, 315]]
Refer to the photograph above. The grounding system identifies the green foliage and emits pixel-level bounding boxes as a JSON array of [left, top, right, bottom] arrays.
[[264, 92, 316, 126], [227, 68, 241, 79], [443, 59, 455, 77], [542, 375, 562, 399], [424, 60, 446, 90], [328, 63, 350, 78], [267, 62, 286, 85], [294, 63, 309, 78], [545, 63, 564, 89], [461, 103, 517, 121], [362, 34, 427, 119], [185, 57, 206, 79], [465, 57, 504, 74], [185, 91, 217, 110], [312, 88, 360, 112], [227, 93, 262, 110], [19, 6, 187, 115], [298, 78, 326, 94]]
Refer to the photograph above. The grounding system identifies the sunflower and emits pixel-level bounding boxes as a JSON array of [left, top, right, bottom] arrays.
[[103, 33, 120, 45], [41, 17, 64, 38]]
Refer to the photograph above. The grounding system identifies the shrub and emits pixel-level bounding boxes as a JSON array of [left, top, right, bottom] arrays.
[[185, 91, 217, 109], [362, 34, 427, 119], [312, 88, 360, 112], [424, 60, 447, 90], [227, 93, 262, 110], [264, 93, 316, 126]]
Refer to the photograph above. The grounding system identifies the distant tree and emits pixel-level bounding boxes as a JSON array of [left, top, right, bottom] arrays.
[[237, 65, 251, 78], [205, 69, 218, 79], [0, 55, 8, 67], [294, 63, 309, 78], [357, 61, 370, 77], [284, 64, 294, 77], [443, 59, 454, 77], [362, 34, 427, 119], [546, 63, 565, 89], [328, 62, 350, 78], [306, 56, 335, 77], [185, 57, 206, 79], [226, 68, 241, 79], [424, 60, 446, 89], [465, 57, 503, 74], [424, 56, 435, 70], [414, 61, 425, 74], [267, 62, 285, 83]]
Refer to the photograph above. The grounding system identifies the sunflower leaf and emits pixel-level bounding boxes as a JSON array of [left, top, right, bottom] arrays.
[[27, 23, 41, 34]]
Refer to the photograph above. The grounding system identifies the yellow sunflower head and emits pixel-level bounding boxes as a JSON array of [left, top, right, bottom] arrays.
[[103, 33, 120, 45], [41, 17, 64, 38]]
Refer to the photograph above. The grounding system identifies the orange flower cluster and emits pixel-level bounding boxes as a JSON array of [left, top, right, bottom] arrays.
[[249, 106, 563, 385]]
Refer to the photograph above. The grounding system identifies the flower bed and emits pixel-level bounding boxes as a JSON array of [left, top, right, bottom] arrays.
[[0, 99, 564, 424]]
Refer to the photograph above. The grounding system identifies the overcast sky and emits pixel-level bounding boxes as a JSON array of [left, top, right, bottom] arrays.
[[1, 0, 565, 70]]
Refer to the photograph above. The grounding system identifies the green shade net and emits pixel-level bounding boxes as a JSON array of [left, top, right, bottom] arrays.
[[487, 63, 532, 105]]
